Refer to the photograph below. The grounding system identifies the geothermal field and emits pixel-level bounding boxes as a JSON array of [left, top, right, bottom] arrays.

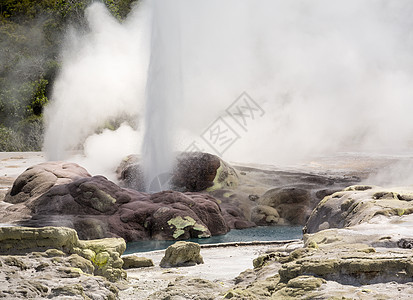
[[2, 0, 413, 299]]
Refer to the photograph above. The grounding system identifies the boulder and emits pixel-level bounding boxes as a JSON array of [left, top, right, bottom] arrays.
[[122, 256, 154, 269], [4, 162, 90, 204], [171, 152, 238, 192], [116, 152, 239, 192], [1, 166, 230, 241], [160, 241, 204, 268], [304, 185, 413, 234]]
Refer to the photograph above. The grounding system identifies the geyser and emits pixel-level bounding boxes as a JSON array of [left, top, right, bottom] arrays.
[[43, 0, 413, 186], [141, 0, 183, 192]]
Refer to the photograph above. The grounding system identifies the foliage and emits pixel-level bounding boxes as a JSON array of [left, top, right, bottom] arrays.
[[0, 126, 24, 151], [0, 0, 137, 151]]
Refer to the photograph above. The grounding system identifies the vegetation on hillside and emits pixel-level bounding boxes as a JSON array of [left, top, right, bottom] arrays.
[[0, 0, 137, 151]]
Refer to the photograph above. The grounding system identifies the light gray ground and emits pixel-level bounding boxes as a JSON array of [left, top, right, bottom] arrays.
[[120, 242, 303, 299]]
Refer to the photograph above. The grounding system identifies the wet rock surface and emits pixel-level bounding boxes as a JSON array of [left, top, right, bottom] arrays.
[[172, 152, 238, 192]]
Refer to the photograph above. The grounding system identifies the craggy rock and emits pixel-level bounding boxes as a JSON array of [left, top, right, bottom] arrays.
[[122, 256, 154, 269], [76, 238, 126, 282], [0, 226, 126, 282], [271, 275, 326, 299], [0, 252, 119, 299], [304, 185, 413, 233], [1, 167, 229, 241], [160, 241, 204, 268]]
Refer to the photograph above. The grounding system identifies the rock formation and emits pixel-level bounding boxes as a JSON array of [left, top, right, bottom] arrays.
[[304, 185, 413, 233], [117, 153, 361, 230], [160, 241, 204, 268], [1, 163, 230, 241], [210, 165, 360, 228], [0, 226, 126, 299], [0, 226, 126, 281]]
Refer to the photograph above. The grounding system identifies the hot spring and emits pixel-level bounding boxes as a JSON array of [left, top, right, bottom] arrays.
[[41, 0, 413, 249]]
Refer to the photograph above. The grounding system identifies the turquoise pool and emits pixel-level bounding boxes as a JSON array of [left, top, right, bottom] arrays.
[[124, 225, 303, 254]]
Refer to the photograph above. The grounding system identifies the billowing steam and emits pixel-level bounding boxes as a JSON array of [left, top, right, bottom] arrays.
[[43, 2, 149, 161], [44, 0, 413, 185]]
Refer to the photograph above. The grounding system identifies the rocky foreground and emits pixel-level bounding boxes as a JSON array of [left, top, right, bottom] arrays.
[[2, 152, 413, 299], [0, 226, 125, 299]]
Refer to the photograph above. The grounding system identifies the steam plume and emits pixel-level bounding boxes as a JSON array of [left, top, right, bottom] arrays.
[[44, 1, 413, 185]]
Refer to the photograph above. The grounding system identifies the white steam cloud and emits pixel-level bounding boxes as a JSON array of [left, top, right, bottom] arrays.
[[43, 2, 149, 161], [71, 123, 140, 181], [44, 1, 413, 182]]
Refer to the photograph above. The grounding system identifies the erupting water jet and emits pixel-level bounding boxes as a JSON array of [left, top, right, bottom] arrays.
[[141, 0, 183, 192]]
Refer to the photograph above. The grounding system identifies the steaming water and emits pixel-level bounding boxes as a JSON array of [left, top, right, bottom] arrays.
[[124, 225, 303, 254], [141, 0, 182, 192]]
